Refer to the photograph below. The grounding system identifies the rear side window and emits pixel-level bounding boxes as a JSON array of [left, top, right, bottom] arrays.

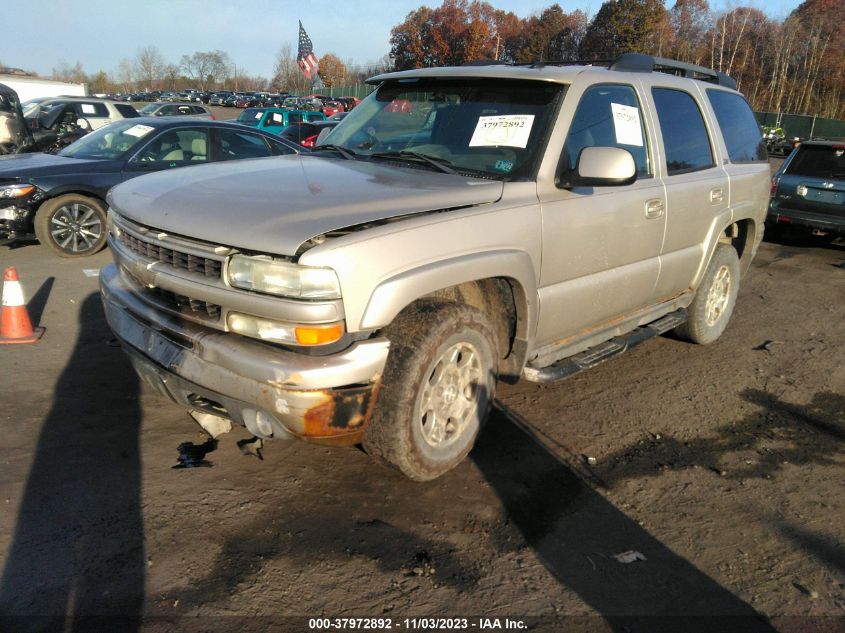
[[218, 129, 275, 160], [563, 84, 651, 176], [706, 90, 766, 162], [114, 103, 140, 118], [784, 145, 845, 179], [652, 88, 714, 175]]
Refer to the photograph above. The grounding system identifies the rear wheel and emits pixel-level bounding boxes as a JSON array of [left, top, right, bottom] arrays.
[[674, 243, 740, 344], [363, 301, 498, 481], [34, 194, 108, 257]]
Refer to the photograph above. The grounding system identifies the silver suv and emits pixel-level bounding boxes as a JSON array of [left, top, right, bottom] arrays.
[[100, 54, 770, 480]]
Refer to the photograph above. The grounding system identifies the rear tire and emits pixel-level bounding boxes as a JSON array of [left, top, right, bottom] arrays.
[[363, 301, 498, 481], [34, 194, 108, 257], [674, 243, 740, 344]]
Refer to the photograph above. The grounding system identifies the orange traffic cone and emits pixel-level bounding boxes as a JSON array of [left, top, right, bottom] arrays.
[[0, 267, 44, 344]]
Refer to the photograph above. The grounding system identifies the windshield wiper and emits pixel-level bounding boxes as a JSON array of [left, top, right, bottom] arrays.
[[369, 150, 458, 175], [312, 144, 357, 160]]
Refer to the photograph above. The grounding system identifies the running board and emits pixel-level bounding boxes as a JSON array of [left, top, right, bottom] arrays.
[[522, 309, 687, 383]]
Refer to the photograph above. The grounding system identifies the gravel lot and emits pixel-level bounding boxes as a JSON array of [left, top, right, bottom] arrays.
[[0, 158, 843, 632]]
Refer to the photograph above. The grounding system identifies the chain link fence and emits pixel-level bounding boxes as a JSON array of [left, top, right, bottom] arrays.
[[756, 111, 845, 140]]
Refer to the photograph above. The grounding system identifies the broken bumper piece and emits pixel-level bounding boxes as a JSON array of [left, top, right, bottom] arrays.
[[100, 263, 389, 445]]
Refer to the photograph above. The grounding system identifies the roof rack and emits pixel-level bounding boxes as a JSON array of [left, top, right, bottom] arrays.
[[500, 53, 736, 89], [610, 53, 737, 89]]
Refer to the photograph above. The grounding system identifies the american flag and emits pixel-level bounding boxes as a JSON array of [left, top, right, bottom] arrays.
[[297, 21, 319, 79]]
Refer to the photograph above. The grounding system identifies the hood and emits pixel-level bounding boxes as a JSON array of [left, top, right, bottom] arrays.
[[0, 153, 119, 179], [108, 154, 503, 256]]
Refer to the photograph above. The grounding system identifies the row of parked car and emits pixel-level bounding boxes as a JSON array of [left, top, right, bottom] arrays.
[[1, 87, 339, 256], [0, 81, 367, 256], [109, 89, 360, 115]]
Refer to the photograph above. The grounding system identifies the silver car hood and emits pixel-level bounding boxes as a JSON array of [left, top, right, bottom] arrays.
[[108, 154, 503, 256]]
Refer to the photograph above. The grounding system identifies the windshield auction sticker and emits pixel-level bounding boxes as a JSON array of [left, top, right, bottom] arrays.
[[610, 103, 644, 147], [469, 115, 534, 148], [123, 124, 155, 138]]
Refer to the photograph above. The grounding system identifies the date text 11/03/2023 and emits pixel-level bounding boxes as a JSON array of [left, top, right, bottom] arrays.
[[308, 617, 528, 630]]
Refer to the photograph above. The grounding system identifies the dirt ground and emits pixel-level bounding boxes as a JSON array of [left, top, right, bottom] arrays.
[[1, 188, 844, 631]]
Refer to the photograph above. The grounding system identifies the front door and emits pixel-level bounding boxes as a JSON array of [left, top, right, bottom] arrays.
[[536, 83, 665, 346]]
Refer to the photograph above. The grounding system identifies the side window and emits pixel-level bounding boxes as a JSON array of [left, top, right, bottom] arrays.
[[159, 105, 177, 116], [267, 112, 285, 126], [267, 138, 297, 156], [563, 84, 651, 177], [288, 112, 302, 124], [706, 90, 767, 163], [177, 106, 192, 115], [77, 102, 109, 118], [133, 128, 208, 164], [652, 88, 715, 175], [218, 129, 274, 161]]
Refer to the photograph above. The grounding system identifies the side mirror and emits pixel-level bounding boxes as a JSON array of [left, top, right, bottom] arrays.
[[561, 146, 637, 189]]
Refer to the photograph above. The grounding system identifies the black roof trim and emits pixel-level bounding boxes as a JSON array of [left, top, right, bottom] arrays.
[[610, 53, 737, 89]]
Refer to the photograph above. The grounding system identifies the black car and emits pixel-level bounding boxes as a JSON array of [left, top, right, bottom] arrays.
[[768, 140, 845, 236], [0, 118, 301, 257]]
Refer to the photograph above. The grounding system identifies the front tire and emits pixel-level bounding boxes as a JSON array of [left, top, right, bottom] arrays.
[[363, 301, 498, 481], [674, 243, 740, 344], [34, 194, 108, 257]]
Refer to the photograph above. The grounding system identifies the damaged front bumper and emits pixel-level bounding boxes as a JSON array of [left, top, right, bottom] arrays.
[[100, 264, 390, 445], [0, 201, 36, 242]]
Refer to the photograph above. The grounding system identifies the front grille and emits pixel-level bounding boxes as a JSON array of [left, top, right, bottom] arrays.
[[117, 232, 222, 278], [147, 286, 222, 320]]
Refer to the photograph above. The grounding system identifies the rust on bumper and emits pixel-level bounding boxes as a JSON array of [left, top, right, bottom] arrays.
[[301, 382, 382, 446]]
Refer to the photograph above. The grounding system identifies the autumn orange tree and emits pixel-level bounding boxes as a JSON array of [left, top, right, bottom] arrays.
[[389, 0, 845, 118], [318, 54, 347, 88]]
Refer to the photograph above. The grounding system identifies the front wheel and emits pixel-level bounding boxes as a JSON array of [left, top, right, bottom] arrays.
[[363, 301, 498, 481], [34, 194, 108, 257], [674, 243, 740, 344]]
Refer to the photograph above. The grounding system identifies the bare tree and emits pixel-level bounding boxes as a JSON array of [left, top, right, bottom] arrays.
[[52, 60, 86, 83], [135, 46, 164, 91], [116, 58, 135, 92], [272, 44, 310, 93], [181, 50, 231, 91]]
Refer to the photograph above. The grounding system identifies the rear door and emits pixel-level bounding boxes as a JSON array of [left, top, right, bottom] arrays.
[[648, 86, 729, 299]]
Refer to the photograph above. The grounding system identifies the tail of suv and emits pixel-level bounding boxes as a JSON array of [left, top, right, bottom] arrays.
[[768, 140, 845, 235]]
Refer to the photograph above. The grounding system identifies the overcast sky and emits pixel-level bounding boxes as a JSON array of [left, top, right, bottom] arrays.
[[3, 0, 803, 80]]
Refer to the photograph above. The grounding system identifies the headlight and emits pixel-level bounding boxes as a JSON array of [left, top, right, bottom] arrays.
[[106, 208, 121, 238], [227, 255, 341, 300], [0, 184, 35, 199]]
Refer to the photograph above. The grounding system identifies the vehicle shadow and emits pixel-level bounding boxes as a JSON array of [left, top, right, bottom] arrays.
[[0, 293, 145, 632], [593, 389, 844, 484], [763, 225, 845, 252], [470, 404, 777, 632]]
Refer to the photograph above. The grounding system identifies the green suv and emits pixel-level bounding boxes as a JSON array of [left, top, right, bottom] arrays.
[[235, 108, 325, 135]]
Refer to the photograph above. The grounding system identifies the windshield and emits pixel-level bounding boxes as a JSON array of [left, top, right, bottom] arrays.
[[319, 77, 564, 179], [58, 120, 157, 160], [238, 108, 265, 123]]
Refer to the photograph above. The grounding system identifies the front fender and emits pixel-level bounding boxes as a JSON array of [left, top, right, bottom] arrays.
[[360, 249, 538, 340]]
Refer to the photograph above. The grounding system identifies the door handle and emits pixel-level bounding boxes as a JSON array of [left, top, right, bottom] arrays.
[[710, 188, 724, 203], [645, 199, 664, 219]]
